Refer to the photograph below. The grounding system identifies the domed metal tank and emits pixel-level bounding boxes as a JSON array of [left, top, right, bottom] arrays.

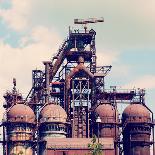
[[39, 102, 67, 155], [122, 102, 152, 155], [94, 102, 119, 138], [39, 102, 67, 138], [6, 103, 35, 155]]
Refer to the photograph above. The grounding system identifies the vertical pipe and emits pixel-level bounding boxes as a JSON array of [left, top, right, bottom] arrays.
[[113, 87, 118, 155], [97, 122, 99, 143], [152, 114, 154, 155], [74, 37, 77, 51], [79, 80, 82, 106], [43, 61, 51, 104], [87, 79, 90, 138], [143, 104, 154, 155], [3, 125, 5, 155], [36, 105, 39, 155], [79, 80, 82, 138], [72, 79, 75, 138], [64, 63, 68, 112]]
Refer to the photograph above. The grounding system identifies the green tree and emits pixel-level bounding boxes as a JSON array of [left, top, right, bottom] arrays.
[[88, 135, 103, 155]]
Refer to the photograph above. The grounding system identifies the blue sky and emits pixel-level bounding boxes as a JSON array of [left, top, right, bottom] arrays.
[[0, 0, 155, 153]]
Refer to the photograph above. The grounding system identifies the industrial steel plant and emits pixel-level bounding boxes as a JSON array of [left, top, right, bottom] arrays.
[[1, 19, 154, 155]]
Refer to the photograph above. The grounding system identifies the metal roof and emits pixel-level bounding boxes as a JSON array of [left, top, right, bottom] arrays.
[[45, 138, 114, 150]]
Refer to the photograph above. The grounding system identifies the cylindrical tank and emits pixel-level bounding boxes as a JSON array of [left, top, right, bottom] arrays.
[[95, 103, 119, 138], [122, 102, 151, 155], [6, 103, 35, 155], [39, 102, 67, 155]]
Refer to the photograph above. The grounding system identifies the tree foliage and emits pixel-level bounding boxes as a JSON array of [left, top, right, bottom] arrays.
[[88, 135, 103, 155]]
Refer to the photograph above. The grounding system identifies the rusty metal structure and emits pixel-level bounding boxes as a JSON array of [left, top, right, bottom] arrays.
[[1, 18, 154, 155]]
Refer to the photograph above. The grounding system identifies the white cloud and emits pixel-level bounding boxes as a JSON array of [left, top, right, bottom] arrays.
[[123, 75, 155, 90], [0, 0, 155, 51], [0, 0, 32, 31], [96, 48, 120, 66], [0, 26, 62, 120], [20, 26, 61, 47]]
